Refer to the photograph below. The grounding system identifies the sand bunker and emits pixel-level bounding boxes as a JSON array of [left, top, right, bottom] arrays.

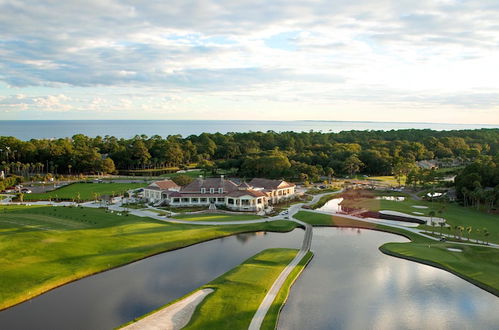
[[447, 248, 463, 252], [123, 288, 214, 330], [412, 205, 428, 209]]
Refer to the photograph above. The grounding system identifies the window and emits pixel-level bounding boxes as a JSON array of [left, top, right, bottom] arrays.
[[173, 198, 180, 203], [200, 198, 207, 202], [201, 188, 206, 193], [210, 188, 215, 193], [192, 198, 198, 203], [217, 198, 224, 202], [218, 188, 223, 193]]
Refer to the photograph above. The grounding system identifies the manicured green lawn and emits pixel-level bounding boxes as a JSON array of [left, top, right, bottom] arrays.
[[295, 210, 499, 296], [0, 205, 298, 310], [183, 248, 299, 329], [368, 175, 405, 186], [339, 194, 499, 243], [23, 182, 145, 201], [174, 213, 263, 222], [381, 242, 499, 296]]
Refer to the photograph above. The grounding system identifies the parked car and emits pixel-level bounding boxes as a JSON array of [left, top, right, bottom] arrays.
[[21, 188, 32, 193]]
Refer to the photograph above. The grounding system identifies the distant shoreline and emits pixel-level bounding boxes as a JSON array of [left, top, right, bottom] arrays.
[[1, 120, 497, 140]]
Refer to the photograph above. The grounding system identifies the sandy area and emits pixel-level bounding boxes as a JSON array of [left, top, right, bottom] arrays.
[[123, 288, 213, 330], [447, 248, 463, 252], [412, 205, 428, 209]]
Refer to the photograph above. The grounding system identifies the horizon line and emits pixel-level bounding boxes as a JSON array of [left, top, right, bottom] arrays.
[[0, 119, 498, 126]]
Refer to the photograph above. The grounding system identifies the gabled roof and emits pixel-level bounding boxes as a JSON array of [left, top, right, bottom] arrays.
[[238, 182, 252, 189], [227, 189, 267, 198], [149, 179, 180, 190], [248, 178, 295, 190], [181, 177, 238, 193]]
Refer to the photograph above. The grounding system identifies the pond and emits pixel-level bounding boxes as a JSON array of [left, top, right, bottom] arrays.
[[0, 230, 303, 330], [278, 228, 499, 330], [317, 197, 344, 213]]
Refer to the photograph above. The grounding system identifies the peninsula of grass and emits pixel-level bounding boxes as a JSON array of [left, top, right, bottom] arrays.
[[174, 213, 264, 222], [121, 248, 308, 329], [23, 182, 145, 201], [183, 248, 300, 329], [295, 210, 499, 296], [261, 251, 314, 330], [0, 205, 298, 310]]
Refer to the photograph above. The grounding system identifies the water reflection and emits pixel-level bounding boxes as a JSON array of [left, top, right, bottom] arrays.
[[317, 198, 344, 213], [279, 228, 499, 330], [0, 230, 302, 330]]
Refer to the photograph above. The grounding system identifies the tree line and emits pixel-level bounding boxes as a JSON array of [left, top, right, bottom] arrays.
[[0, 129, 497, 182], [455, 156, 499, 212]]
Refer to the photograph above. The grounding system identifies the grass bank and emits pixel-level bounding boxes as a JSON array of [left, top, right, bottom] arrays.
[[0, 205, 298, 310], [261, 251, 314, 330], [295, 211, 499, 296], [307, 193, 341, 209], [183, 248, 300, 329], [23, 182, 145, 201], [122, 248, 310, 329]]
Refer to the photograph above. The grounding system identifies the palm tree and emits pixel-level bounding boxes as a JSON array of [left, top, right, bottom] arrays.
[[482, 228, 489, 245], [428, 210, 436, 233], [17, 192, 24, 204], [466, 226, 472, 241], [457, 226, 464, 241], [439, 222, 445, 237]]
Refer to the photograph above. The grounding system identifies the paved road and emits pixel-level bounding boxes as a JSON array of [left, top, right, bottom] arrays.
[[248, 219, 312, 330]]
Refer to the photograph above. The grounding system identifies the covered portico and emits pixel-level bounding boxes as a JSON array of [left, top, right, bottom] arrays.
[[225, 191, 267, 212]]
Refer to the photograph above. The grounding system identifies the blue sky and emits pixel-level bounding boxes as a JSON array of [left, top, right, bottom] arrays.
[[0, 0, 498, 123]]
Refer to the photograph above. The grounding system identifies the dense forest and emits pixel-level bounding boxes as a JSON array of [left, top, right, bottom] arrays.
[[1, 129, 497, 183], [455, 157, 499, 211]]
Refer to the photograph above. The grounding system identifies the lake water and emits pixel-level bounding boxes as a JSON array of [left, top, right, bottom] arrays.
[[0, 230, 302, 330], [317, 197, 344, 213], [1, 227, 497, 330], [278, 228, 499, 330], [1, 120, 497, 140]]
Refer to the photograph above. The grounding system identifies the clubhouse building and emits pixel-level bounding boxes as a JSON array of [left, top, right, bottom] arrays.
[[143, 176, 296, 212]]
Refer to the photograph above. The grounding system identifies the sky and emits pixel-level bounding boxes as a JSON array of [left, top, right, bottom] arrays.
[[0, 0, 498, 123]]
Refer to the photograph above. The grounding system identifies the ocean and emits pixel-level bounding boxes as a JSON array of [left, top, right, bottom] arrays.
[[0, 120, 497, 140]]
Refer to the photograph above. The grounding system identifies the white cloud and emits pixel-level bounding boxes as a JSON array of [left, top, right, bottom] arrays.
[[0, 0, 498, 123]]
